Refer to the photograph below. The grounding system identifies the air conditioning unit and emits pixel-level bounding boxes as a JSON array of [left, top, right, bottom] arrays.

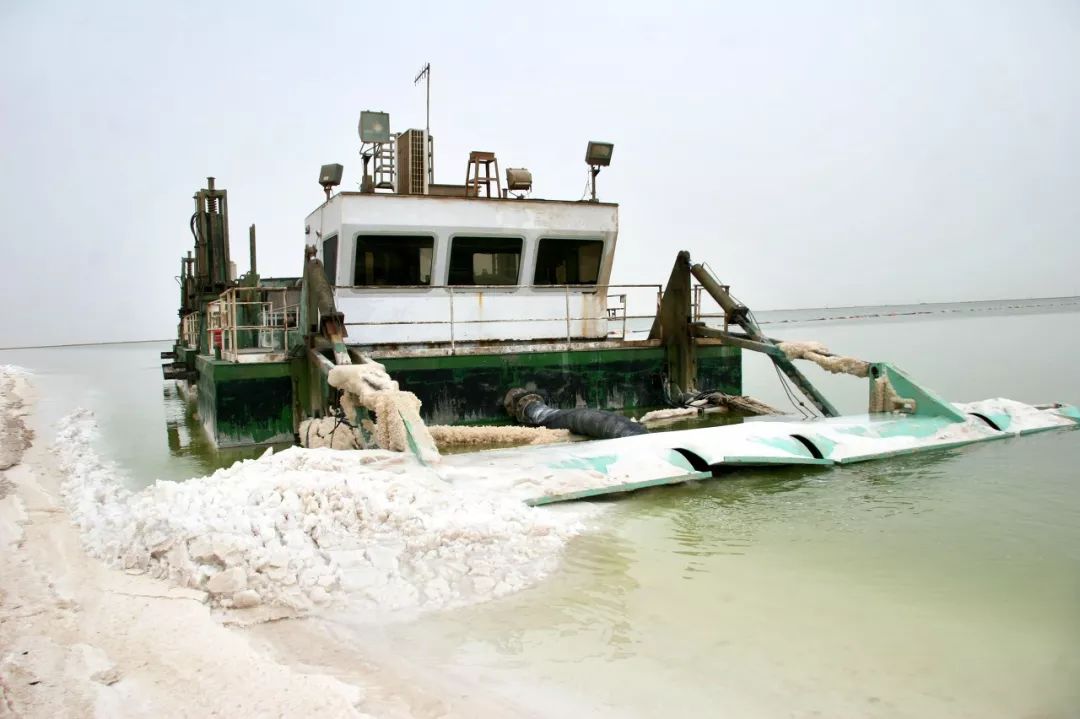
[[395, 129, 434, 194]]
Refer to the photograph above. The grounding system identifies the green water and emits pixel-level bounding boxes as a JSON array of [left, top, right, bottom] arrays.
[[3, 304, 1079, 716], [370, 435, 1079, 716], [0, 341, 276, 485]]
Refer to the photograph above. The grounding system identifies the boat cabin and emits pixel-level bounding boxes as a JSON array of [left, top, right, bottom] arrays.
[[305, 184, 620, 348]]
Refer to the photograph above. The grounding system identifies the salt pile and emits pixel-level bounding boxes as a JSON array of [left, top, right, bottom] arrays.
[[56, 409, 591, 617]]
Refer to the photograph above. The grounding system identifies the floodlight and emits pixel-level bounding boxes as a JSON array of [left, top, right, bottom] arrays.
[[318, 163, 343, 200], [585, 141, 614, 167], [506, 167, 532, 192], [358, 111, 391, 144], [584, 141, 614, 202], [319, 163, 343, 187]]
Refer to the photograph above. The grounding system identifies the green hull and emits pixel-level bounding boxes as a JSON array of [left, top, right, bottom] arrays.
[[377, 344, 741, 425], [194, 356, 296, 448], [185, 343, 742, 448]]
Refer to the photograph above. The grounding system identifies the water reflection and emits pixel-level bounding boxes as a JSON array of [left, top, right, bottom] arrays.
[[161, 381, 286, 474], [840, 450, 953, 519], [551, 532, 642, 660], [655, 465, 825, 560], [640, 444, 982, 571], [407, 528, 645, 666]]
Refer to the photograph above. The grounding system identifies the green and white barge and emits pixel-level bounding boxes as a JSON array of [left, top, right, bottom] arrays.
[[161, 111, 1078, 501], [165, 125, 739, 448]]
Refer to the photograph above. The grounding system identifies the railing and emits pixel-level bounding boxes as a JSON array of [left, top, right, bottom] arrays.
[[692, 282, 743, 328], [180, 312, 200, 349], [205, 286, 300, 362], [334, 283, 662, 351]]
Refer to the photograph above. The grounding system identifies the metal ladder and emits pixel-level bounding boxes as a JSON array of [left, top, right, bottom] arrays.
[[373, 138, 396, 191]]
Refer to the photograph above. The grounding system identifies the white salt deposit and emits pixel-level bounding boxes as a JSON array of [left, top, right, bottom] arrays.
[[304, 360, 440, 462], [956, 397, 1076, 432], [327, 360, 399, 400], [56, 409, 592, 618], [298, 415, 363, 450], [307, 358, 569, 456], [427, 424, 571, 447], [638, 407, 698, 424], [0, 366, 33, 471], [822, 398, 1075, 461], [820, 418, 996, 462]]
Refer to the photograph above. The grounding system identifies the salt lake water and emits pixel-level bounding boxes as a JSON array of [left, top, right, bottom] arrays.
[[3, 298, 1079, 717]]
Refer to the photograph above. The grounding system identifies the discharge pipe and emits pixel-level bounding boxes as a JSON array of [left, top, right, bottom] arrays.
[[689, 263, 754, 332], [688, 261, 839, 417], [504, 388, 648, 439]]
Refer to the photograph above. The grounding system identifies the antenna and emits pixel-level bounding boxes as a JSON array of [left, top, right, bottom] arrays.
[[414, 62, 431, 136]]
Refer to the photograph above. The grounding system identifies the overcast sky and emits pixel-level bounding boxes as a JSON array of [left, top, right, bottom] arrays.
[[2, 0, 1078, 347]]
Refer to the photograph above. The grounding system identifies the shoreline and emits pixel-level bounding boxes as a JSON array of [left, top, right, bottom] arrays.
[[0, 367, 576, 718], [0, 369, 374, 717]]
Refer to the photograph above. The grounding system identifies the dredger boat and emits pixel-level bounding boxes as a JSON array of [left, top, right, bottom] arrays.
[[162, 106, 1079, 504]]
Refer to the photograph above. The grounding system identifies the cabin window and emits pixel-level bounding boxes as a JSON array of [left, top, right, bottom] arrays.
[[448, 236, 522, 286], [533, 238, 604, 285], [322, 235, 338, 285], [353, 235, 433, 286]]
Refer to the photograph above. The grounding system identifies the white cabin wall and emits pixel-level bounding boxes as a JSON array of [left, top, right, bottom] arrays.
[[332, 194, 618, 288], [597, 210, 619, 287], [431, 227, 448, 287], [335, 194, 616, 231], [305, 194, 620, 343], [303, 196, 343, 281]]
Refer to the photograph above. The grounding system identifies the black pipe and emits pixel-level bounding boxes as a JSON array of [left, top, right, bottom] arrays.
[[504, 389, 647, 439]]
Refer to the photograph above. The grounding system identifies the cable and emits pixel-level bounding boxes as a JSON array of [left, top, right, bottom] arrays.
[[303, 406, 359, 448], [773, 362, 816, 419], [328, 405, 357, 445], [692, 265, 818, 418], [774, 364, 808, 418], [660, 372, 676, 407], [579, 169, 593, 201]]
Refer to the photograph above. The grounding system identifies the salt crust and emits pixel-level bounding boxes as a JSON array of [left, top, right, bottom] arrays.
[[427, 424, 571, 447], [638, 407, 698, 424], [826, 397, 1074, 460], [308, 361, 570, 454], [778, 340, 870, 377], [56, 409, 593, 618], [300, 417, 571, 451], [955, 397, 1075, 432], [1, 368, 373, 717], [303, 362, 440, 462], [0, 365, 33, 470]]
